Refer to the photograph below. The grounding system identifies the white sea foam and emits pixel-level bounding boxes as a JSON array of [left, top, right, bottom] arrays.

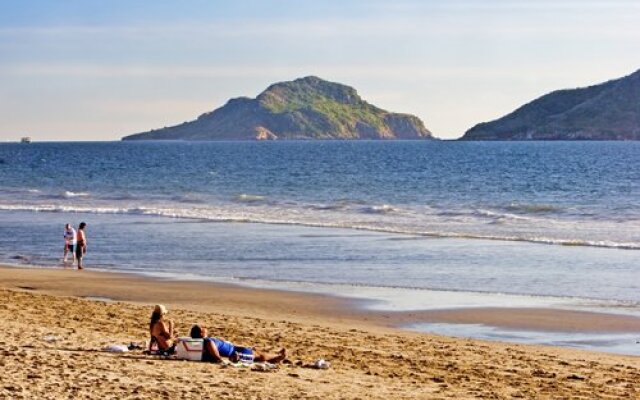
[[308, 203, 348, 211], [360, 204, 397, 214], [505, 203, 562, 214], [1, 201, 639, 250], [0, 204, 126, 214], [435, 208, 532, 222], [235, 194, 266, 202], [61, 191, 90, 198], [476, 209, 534, 221]]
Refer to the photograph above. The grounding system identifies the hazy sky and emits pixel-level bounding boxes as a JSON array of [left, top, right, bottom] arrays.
[[1, 0, 639, 140]]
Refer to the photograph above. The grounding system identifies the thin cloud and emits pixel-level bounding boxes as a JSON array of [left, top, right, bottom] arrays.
[[0, 63, 587, 81], [371, 0, 640, 12], [1, 12, 639, 41]]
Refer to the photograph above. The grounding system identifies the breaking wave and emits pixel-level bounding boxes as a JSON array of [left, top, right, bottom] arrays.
[[505, 203, 562, 214], [234, 194, 266, 203], [360, 204, 397, 214], [59, 191, 90, 198], [1, 202, 638, 250]]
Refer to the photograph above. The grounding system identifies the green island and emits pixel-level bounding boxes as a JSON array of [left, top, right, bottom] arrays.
[[122, 76, 433, 141]]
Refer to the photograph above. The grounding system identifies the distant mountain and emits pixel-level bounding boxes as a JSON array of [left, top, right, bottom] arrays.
[[122, 76, 433, 141], [461, 70, 640, 140]]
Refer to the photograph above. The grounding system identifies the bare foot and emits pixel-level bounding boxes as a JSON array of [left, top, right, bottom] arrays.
[[268, 348, 287, 363]]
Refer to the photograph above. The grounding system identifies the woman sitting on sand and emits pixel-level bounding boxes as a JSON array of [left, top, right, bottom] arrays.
[[189, 324, 286, 363], [149, 304, 176, 353]]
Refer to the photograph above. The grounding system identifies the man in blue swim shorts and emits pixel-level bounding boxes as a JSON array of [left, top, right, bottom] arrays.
[[189, 325, 286, 363]]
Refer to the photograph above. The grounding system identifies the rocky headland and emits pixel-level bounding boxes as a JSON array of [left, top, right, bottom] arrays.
[[122, 76, 433, 141], [461, 69, 640, 140]]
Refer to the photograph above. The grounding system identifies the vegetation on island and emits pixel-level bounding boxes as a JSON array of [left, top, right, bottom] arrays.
[[122, 76, 433, 141]]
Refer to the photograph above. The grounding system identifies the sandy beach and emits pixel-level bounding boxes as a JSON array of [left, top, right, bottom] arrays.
[[4, 1, 640, 398], [0, 265, 639, 399]]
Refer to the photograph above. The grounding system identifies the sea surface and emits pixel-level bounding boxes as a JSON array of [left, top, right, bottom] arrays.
[[1, 141, 639, 354]]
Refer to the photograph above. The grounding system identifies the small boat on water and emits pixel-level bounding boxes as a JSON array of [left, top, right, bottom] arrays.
[[20, 136, 31, 143]]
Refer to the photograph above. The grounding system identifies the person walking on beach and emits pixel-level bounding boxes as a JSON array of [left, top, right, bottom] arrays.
[[75, 222, 87, 270], [62, 223, 76, 263]]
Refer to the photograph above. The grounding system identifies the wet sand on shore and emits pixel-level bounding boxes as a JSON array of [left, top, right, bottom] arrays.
[[1, 265, 639, 399], [2, 265, 639, 334]]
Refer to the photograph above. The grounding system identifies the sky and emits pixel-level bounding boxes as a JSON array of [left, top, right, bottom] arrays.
[[0, 0, 639, 141]]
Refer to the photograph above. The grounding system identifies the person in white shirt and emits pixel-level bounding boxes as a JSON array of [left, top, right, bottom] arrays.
[[63, 223, 76, 263]]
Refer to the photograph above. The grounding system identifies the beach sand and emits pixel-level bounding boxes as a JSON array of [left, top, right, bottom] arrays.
[[0, 265, 638, 399]]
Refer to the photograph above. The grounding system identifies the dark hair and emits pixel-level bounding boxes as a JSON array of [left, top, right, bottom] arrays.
[[190, 325, 203, 339], [149, 311, 162, 332], [79, 222, 86, 229]]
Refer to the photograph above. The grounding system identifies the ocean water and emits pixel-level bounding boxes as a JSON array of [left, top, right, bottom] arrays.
[[1, 141, 639, 353], [1, 141, 639, 249]]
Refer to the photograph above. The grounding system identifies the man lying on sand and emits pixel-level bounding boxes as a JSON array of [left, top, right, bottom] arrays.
[[189, 324, 286, 364], [149, 304, 176, 353]]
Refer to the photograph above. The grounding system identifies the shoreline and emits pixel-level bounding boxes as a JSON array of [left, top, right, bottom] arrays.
[[1, 265, 639, 398], [2, 264, 640, 340]]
